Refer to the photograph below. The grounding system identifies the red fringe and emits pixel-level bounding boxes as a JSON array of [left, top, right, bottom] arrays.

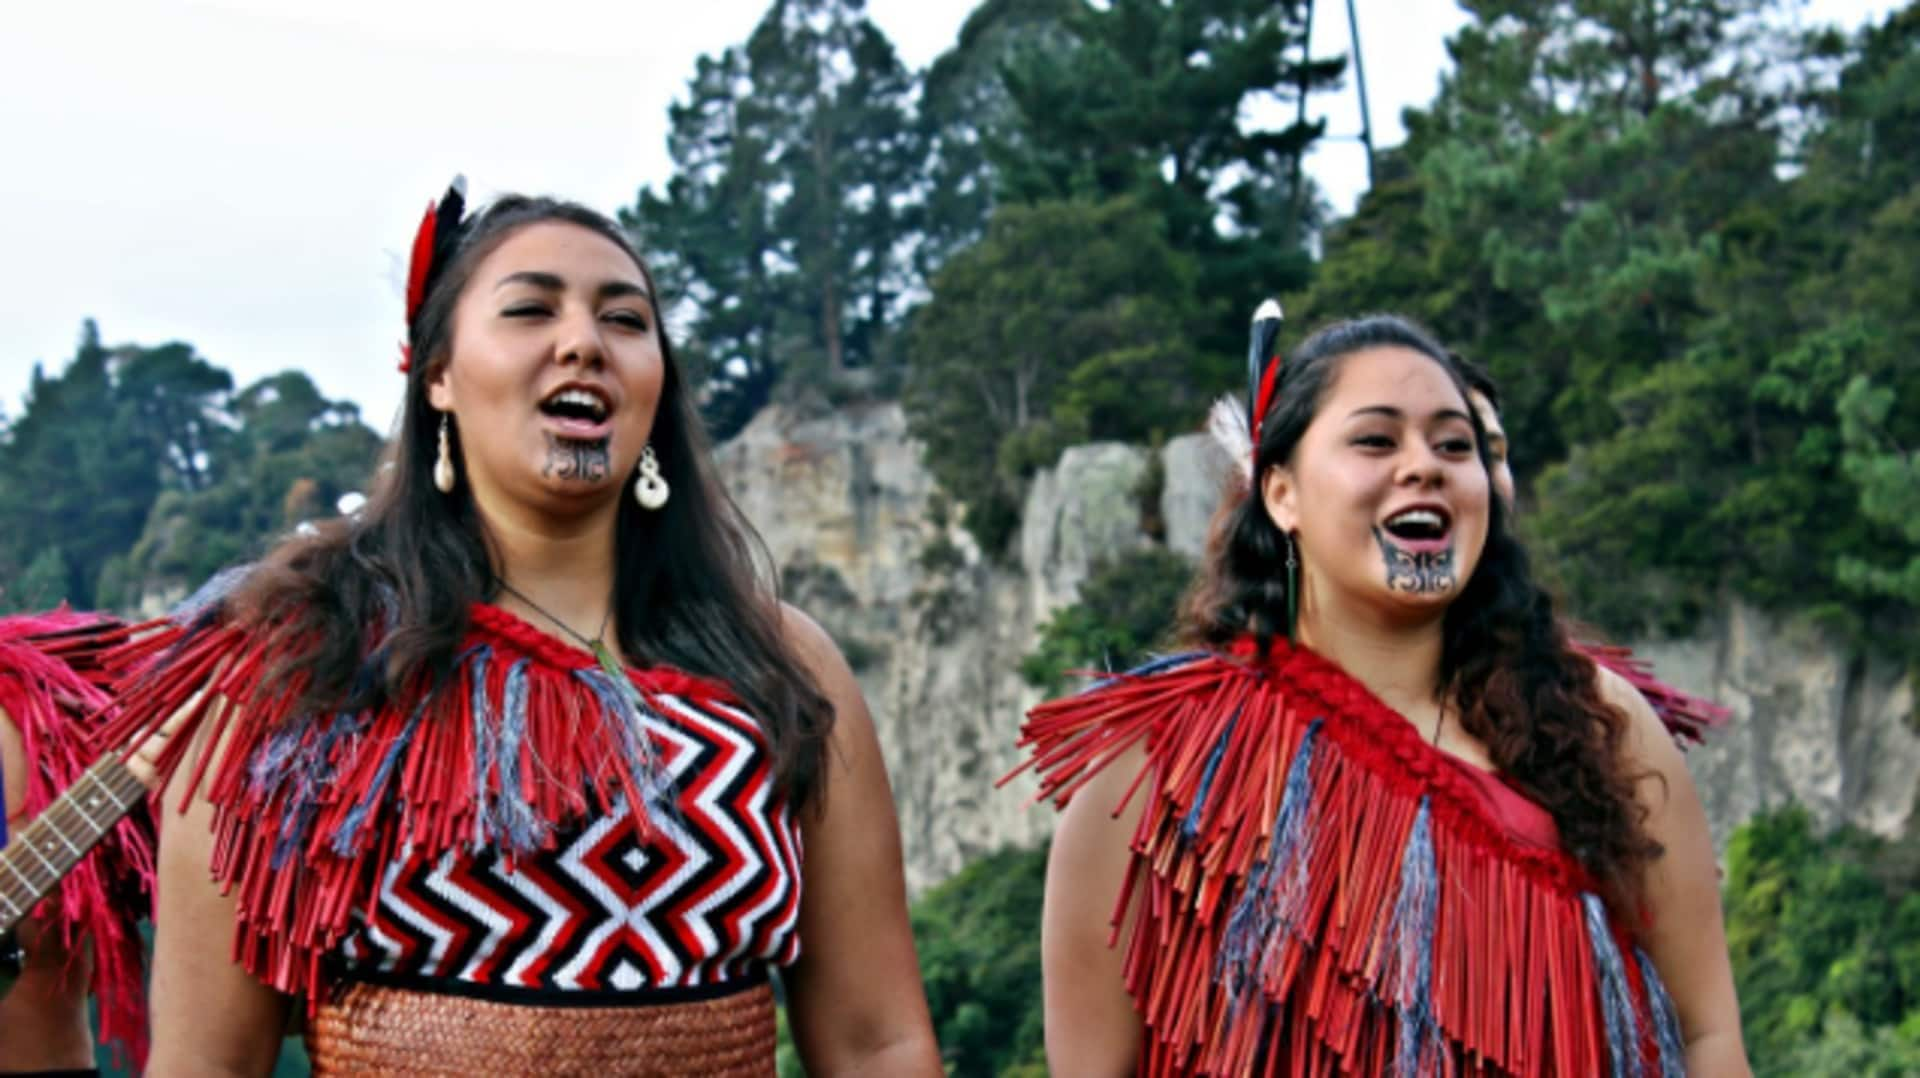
[[0, 610, 152, 1068], [1576, 640, 1730, 747], [1007, 641, 1667, 1076], [90, 602, 739, 1009]]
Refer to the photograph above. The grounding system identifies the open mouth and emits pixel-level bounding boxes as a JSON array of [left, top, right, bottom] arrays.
[[538, 384, 614, 438], [539, 386, 610, 423], [1380, 506, 1452, 547]]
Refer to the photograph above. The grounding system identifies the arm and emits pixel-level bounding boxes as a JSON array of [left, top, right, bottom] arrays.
[[145, 700, 291, 1078], [779, 607, 942, 1077], [0, 708, 96, 1071], [1041, 742, 1147, 1076], [1598, 670, 1751, 1078]]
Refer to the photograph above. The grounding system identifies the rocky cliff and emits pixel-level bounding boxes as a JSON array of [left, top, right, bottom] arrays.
[[717, 402, 1918, 890]]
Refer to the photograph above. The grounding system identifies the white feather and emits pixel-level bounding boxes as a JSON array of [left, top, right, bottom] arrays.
[[1207, 395, 1254, 484]]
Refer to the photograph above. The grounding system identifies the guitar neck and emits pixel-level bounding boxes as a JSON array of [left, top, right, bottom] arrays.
[[0, 755, 145, 934]]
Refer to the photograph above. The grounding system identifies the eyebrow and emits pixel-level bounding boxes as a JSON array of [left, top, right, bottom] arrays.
[[493, 270, 651, 302], [1346, 405, 1476, 424]]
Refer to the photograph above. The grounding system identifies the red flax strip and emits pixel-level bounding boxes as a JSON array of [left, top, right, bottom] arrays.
[[0, 611, 155, 1067], [95, 602, 739, 1011], [1007, 641, 1666, 1076]]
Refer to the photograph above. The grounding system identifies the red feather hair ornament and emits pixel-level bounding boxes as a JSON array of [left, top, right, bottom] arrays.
[[396, 175, 468, 375]]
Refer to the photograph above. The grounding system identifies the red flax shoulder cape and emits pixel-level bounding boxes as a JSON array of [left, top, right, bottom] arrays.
[[1007, 640, 1687, 1077], [0, 610, 153, 1067], [87, 600, 741, 1010]]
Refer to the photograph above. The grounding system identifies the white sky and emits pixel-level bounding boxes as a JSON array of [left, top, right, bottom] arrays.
[[0, 0, 1902, 435]]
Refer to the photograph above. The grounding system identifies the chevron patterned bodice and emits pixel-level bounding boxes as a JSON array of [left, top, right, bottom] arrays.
[[337, 687, 803, 998]]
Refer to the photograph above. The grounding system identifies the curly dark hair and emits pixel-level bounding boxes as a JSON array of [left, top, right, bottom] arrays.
[[225, 194, 833, 810], [1181, 313, 1660, 914]]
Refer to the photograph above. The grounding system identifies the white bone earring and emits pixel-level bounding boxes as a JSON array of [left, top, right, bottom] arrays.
[[434, 414, 457, 493], [634, 445, 669, 509]]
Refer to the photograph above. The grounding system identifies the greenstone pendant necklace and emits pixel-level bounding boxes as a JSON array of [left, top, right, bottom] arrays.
[[494, 579, 628, 688]]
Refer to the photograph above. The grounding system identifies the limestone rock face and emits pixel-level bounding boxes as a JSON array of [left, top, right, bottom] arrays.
[[1633, 602, 1920, 846], [1021, 442, 1152, 620], [714, 402, 1915, 891], [1161, 432, 1235, 560]]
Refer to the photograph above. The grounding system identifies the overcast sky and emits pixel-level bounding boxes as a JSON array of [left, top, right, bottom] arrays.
[[0, 0, 1901, 434]]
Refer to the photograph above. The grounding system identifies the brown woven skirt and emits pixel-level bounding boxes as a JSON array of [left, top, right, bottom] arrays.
[[305, 974, 776, 1076]]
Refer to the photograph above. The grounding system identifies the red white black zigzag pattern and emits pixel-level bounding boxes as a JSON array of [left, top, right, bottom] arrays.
[[340, 692, 801, 992]]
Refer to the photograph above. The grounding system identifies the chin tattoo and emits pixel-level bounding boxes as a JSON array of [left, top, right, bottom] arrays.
[[542, 434, 611, 482], [1373, 526, 1457, 593]]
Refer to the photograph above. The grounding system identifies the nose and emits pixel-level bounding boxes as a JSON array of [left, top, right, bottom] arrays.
[[1397, 441, 1446, 488], [555, 305, 606, 369]]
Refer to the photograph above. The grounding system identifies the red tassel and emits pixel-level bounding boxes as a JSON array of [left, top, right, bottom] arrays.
[[0, 610, 153, 1069], [94, 601, 740, 1011], [1010, 641, 1660, 1076]]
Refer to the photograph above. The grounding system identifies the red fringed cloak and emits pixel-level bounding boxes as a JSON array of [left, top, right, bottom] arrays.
[[1008, 641, 1687, 1077], [0, 609, 152, 1066], [89, 600, 748, 1009]]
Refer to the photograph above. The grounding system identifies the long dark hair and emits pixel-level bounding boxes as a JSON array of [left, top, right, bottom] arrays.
[[230, 195, 833, 809], [1181, 313, 1660, 913]]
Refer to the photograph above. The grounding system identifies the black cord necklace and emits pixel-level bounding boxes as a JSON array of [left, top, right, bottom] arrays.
[[494, 579, 612, 652]]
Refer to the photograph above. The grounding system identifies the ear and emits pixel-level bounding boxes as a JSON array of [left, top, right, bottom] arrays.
[[425, 362, 455, 413], [1259, 464, 1299, 534]]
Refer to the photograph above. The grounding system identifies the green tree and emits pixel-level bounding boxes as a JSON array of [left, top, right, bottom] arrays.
[[1835, 374, 1920, 604], [1721, 807, 1920, 1074], [626, 0, 920, 437], [915, 0, 1074, 273], [5, 547, 74, 612], [994, 0, 1338, 365], [901, 198, 1198, 554], [0, 322, 230, 607], [911, 845, 1049, 1076], [1022, 547, 1195, 694], [96, 371, 380, 612]]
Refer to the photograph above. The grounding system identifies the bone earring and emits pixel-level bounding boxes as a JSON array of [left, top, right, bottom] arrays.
[[634, 445, 670, 509], [434, 414, 457, 493]]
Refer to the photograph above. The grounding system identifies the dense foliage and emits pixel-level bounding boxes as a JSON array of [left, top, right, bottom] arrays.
[[630, 0, 1334, 544], [910, 845, 1050, 1076], [0, 322, 378, 613], [1021, 546, 1195, 693], [1723, 807, 1920, 1074]]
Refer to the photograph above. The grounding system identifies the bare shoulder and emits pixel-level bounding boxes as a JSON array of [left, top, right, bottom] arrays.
[[1594, 664, 1689, 794], [1053, 739, 1150, 867], [777, 602, 860, 702]]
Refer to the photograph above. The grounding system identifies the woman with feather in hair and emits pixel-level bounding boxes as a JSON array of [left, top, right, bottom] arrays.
[[99, 181, 940, 1076], [1019, 308, 1749, 1075]]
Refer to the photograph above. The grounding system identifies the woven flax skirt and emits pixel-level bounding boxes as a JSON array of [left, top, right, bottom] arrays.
[[306, 974, 776, 1077]]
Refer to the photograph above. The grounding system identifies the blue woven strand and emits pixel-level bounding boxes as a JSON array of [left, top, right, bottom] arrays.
[[331, 700, 424, 858], [1217, 720, 1323, 1011], [1583, 892, 1645, 1078], [1182, 707, 1241, 841], [1636, 947, 1686, 1078], [1086, 650, 1210, 692], [484, 658, 549, 852], [167, 561, 254, 624], [1387, 797, 1442, 1078], [465, 647, 494, 848], [575, 667, 681, 827]]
